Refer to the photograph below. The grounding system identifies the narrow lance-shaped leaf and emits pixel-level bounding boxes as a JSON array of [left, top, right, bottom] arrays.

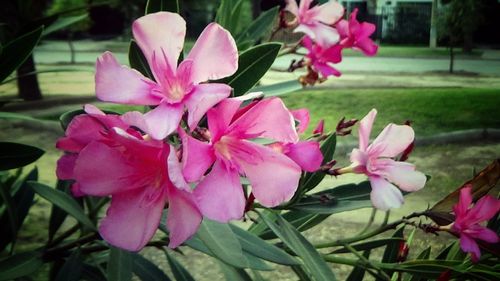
[[300, 133, 337, 192], [221, 43, 282, 97], [346, 250, 371, 281], [28, 181, 96, 231], [377, 226, 405, 281], [128, 40, 154, 80], [54, 250, 83, 281], [331, 238, 405, 254], [0, 251, 43, 281], [236, 6, 279, 49], [48, 180, 71, 242], [42, 14, 88, 36], [108, 247, 133, 281], [218, 261, 253, 281], [145, 0, 179, 14], [251, 80, 302, 98], [258, 211, 337, 281], [0, 142, 44, 171], [164, 250, 194, 281], [0, 26, 43, 83], [132, 253, 172, 281]]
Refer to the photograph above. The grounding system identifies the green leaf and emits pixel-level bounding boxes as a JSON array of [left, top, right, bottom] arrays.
[[0, 142, 44, 171], [108, 247, 132, 281], [218, 261, 252, 281], [318, 181, 372, 201], [259, 212, 337, 281], [132, 253, 172, 281], [128, 40, 154, 80], [236, 6, 279, 49], [43, 14, 88, 36], [215, 0, 242, 33], [293, 199, 372, 214], [300, 133, 337, 192], [195, 219, 248, 268], [405, 247, 431, 281], [229, 224, 299, 265], [0, 112, 37, 121], [331, 238, 405, 254], [346, 250, 371, 281], [0, 167, 37, 252], [222, 43, 282, 97], [251, 80, 302, 97], [0, 251, 43, 281], [145, 0, 179, 14], [55, 250, 83, 281], [0, 180, 18, 251], [28, 181, 96, 231], [164, 250, 194, 281], [82, 264, 107, 281], [248, 210, 330, 240], [48, 180, 71, 242], [378, 226, 405, 281], [226, 0, 245, 34], [0, 26, 43, 83]]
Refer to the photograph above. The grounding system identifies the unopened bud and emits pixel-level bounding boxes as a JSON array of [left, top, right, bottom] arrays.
[[336, 117, 358, 136]]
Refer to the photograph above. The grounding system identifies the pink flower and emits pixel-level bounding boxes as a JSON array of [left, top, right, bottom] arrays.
[[56, 105, 201, 251], [349, 109, 426, 210], [302, 36, 343, 78], [451, 186, 500, 262], [313, 119, 325, 135], [286, 0, 344, 46], [175, 97, 302, 222], [336, 8, 378, 56], [95, 12, 238, 140]]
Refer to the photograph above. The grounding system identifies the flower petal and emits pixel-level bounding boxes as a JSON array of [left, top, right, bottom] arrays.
[[132, 12, 185, 75], [369, 176, 404, 210], [285, 0, 299, 16], [236, 141, 301, 207], [379, 160, 426, 192], [454, 186, 473, 218], [186, 23, 238, 83], [166, 186, 202, 248], [370, 123, 414, 158], [122, 103, 184, 140], [467, 225, 499, 244], [194, 161, 245, 222], [290, 109, 310, 134], [99, 188, 167, 251], [95, 52, 160, 105], [465, 194, 500, 225], [207, 98, 243, 141], [311, 0, 344, 25], [178, 129, 215, 183], [56, 154, 77, 180], [184, 83, 232, 130], [285, 141, 323, 172], [295, 23, 340, 47], [459, 234, 481, 263], [358, 109, 377, 151], [73, 141, 140, 196], [167, 145, 190, 191], [228, 98, 299, 143], [356, 37, 378, 56]]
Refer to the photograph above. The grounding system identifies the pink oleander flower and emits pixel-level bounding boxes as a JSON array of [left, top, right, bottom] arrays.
[[173, 97, 303, 222], [95, 12, 238, 140], [336, 8, 378, 56], [313, 119, 325, 135], [450, 186, 500, 262], [302, 36, 342, 78], [56, 105, 201, 251], [285, 0, 344, 46], [348, 109, 426, 210], [268, 108, 323, 172]]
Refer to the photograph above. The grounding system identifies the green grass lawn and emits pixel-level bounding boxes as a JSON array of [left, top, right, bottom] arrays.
[[341, 45, 482, 59], [280, 87, 500, 136]]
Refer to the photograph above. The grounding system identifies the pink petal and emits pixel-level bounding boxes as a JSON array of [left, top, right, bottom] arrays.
[[313, 119, 325, 135], [356, 22, 377, 41], [193, 161, 245, 222], [228, 98, 299, 143], [314, 62, 341, 78], [298, 0, 313, 15], [74, 141, 139, 196], [184, 83, 232, 130], [291, 109, 310, 134], [296, 23, 340, 47], [370, 124, 414, 158], [83, 104, 105, 115], [369, 176, 404, 210], [132, 12, 185, 76], [95, 52, 160, 105], [167, 145, 190, 191], [235, 141, 301, 207], [285, 0, 299, 16], [459, 234, 481, 263], [286, 141, 323, 172], [379, 160, 426, 192], [466, 195, 500, 225], [178, 129, 215, 183], [166, 186, 202, 248], [207, 98, 243, 141], [311, 0, 344, 25], [56, 154, 77, 180], [358, 109, 377, 151], [454, 186, 473, 218], [467, 225, 499, 244], [56, 115, 109, 153], [122, 103, 184, 140], [355, 37, 378, 56], [99, 188, 167, 251], [336, 19, 349, 39], [186, 23, 238, 83]]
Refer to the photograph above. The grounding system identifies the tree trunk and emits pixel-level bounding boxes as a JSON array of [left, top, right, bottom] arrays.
[[68, 33, 76, 64], [429, 0, 437, 48], [16, 54, 42, 101], [449, 46, 454, 74], [463, 32, 473, 53]]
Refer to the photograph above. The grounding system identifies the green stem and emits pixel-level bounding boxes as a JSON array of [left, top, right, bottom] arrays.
[[342, 242, 391, 281], [357, 208, 377, 235], [382, 210, 391, 226], [44, 232, 99, 259], [48, 224, 80, 247]]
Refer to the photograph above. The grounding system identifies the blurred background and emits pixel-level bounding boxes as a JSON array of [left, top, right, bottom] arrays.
[[0, 0, 499, 280]]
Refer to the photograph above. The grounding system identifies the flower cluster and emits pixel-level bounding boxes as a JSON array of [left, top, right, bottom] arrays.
[[284, 0, 378, 82], [56, 12, 323, 251]]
